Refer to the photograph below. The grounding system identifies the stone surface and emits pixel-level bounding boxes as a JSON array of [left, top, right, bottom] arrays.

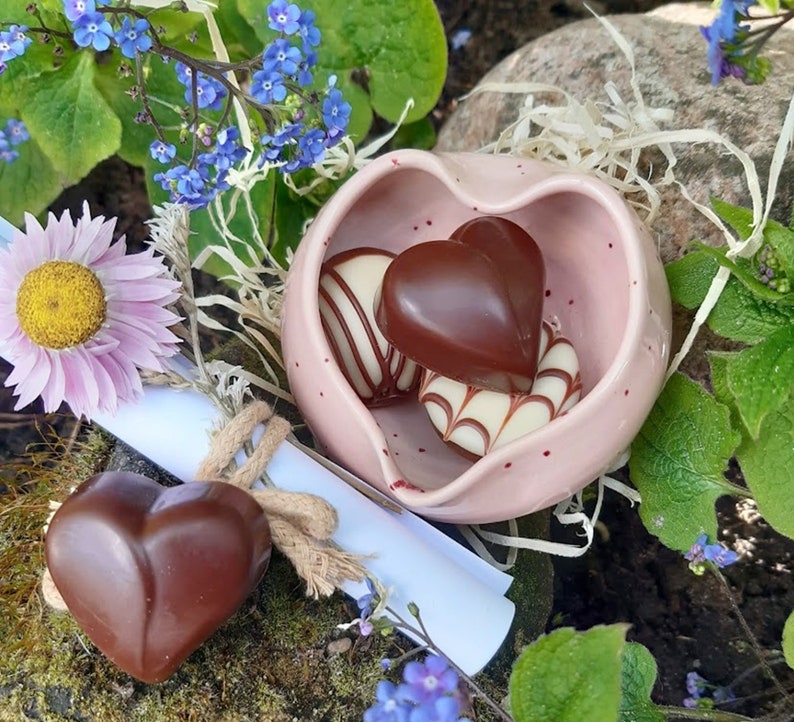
[[437, 9, 794, 264]]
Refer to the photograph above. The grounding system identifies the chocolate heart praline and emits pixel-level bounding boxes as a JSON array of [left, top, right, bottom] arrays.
[[375, 216, 545, 394], [45, 472, 272, 684]]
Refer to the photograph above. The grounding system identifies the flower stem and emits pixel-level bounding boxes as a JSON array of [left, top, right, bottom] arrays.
[[656, 705, 755, 721]]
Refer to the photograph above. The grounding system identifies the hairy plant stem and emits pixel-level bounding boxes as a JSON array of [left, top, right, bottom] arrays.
[[711, 568, 793, 710], [657, 706, 755, 721]]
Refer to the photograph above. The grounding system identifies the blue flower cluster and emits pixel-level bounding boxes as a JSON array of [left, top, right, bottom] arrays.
[[0, 22, 33, 74], [700, 0, 753, 84], [363, 655, 472, 722], [152, 125, 247, 207], [684, 533, 739, 574], [0, 118, 29, 164], [65, 0, 152, 58], [252, 0, 351, 173], [683, 671, 736, 709], [153, 0, 352, 207]]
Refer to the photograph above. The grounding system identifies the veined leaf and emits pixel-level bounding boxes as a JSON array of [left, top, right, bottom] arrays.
[[510, 625, 628, 722], [629, 373, 740, 551], [22, 52, 121, 183], [619, 643, 665, 722]]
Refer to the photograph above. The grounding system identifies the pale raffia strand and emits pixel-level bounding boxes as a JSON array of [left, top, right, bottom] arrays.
[[195, 400, 368, 598]]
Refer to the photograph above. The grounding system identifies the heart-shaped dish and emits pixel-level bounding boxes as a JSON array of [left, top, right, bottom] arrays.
[[282, 150, 671, 523]]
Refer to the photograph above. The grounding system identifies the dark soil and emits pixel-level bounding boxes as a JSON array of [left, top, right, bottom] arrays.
[[3, 1, 794, 719]]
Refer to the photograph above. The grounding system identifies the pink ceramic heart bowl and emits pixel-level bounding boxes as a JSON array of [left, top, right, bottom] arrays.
[[281, 149, 671, 523]]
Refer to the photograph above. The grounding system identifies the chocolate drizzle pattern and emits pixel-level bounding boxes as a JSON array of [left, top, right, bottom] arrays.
[[419, 321, 583, 457], [319, 248, 421, 406]]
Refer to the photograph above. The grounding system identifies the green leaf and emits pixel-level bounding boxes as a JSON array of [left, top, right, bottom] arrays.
[[93, 64, 153, 168], [666, 249, 794, 343], [619, 643, 665, 722], [0, 138, 63, 226], [711, 197, 754, 241], [22, 52, 121, 182], [665, 250, 720, 309], [510, 625, 628, 722], [390, 117, 437, 150], [736, 397, 794, 540], [629, 373, 740, 551], [783, 610, 794, 670], [724, 325, 794, 438]]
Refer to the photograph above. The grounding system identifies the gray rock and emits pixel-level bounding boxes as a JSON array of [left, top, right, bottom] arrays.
[[437, 9, 794, 263]]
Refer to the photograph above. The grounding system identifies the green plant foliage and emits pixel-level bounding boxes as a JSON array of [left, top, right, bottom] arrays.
[[236, 0, 447, 140], [722, 325, 794, 438], [666, 250, 794, 344], [784, 609, 794, 670], [618, 643, 665, 722], [735, 398, 794, 540], [629, 373, 741, 551], [509, 625, 628, 722]]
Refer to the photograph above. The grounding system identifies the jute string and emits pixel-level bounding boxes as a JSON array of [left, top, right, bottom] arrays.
[[194, 400, 368, 598], [42, 401, 367, 610]]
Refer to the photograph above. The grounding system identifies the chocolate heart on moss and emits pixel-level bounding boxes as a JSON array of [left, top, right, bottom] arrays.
[[45, 472, 272, 684], [375, 216, 546, 393]]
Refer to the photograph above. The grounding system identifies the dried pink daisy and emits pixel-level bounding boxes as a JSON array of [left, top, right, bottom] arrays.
[[0, 202, 182, 419]]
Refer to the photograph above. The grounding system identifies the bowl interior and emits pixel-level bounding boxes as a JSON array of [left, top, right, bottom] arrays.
[[320, 165, 633, 492]]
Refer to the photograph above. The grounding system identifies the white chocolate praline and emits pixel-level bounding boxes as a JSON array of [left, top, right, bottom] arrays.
[[419, 321, 582, 457], [319, 248, 421, 406]]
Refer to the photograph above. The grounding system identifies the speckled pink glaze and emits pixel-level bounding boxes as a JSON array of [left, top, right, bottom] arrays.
[[281, 150, 672, 524]]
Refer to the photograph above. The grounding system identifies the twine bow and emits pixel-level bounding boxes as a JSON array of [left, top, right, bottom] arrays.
[[195, 400, 368, 598]]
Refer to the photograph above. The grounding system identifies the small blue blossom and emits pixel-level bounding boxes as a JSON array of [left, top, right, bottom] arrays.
[[209, 126, 247, 170], [297, 9, 321, 50], [0, 132, 19, 164], [683, 670, 734, 709], [114, 16, 153, 59], [64, 0, 96, 22], [398, 655, 460, 706], [0, 27, 28, 62], [409, 696, 464, 722], [149, 139, 176, 164], [267, 0, 302, 35], [259, 121, 302, 164], [685, 534, 739, 572], [363, 681, 412, 722], [194, 76, 226, 110], [263, 38, 302, 76], [250, 69, 287, 104], [700, 0, 753, 84], [72, 11, 114, 52], [704, 543, 739, 568], [297, 52, 316, 86], [174, 61, 193, 85], [5, 119, 29, 146], [322, 87, 351, 141], [295, 127, 326, 166], [450, 28, 472, 51], [0, 62, 6, 76]]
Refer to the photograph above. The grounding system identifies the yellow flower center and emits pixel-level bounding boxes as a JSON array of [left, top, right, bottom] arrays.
[[16, 260, 107, 349]]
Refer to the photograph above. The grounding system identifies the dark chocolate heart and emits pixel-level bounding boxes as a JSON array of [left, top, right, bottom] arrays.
[[45, 472, 272, 684], [375, 216, 546, 393]]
